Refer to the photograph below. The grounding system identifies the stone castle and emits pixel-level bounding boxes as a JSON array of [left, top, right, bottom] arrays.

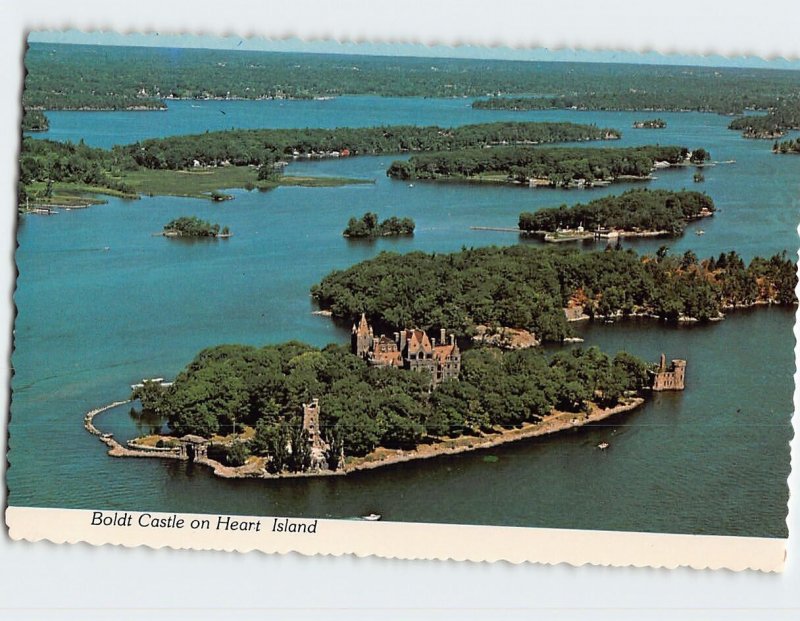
[[651, 353, 686, 391], [351, 314, 461, 386]]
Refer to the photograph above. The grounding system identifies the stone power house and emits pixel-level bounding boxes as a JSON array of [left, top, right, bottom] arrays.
[[651, 353, 686, 391], [351, 314, 461, 386]]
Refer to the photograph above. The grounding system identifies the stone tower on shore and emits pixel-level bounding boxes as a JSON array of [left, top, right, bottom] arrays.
[[652, 353, 686, 391]]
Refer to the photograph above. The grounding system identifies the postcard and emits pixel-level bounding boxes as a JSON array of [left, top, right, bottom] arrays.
[[7, 30, 798, 573]]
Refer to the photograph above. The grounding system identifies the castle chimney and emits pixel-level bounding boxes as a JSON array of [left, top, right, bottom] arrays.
[[431, 337, 436, 348], [450, 334, 455, 346], [400, 330, 407, 352], [660, 353, 666, 371], [393, 332, 399, 343], [440, 328, 446, 343]]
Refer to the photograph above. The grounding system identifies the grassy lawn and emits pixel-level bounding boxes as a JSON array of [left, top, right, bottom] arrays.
[[22, 167, 374, 208], [23, 181, 137, 208], [117, 166, 373, 200]]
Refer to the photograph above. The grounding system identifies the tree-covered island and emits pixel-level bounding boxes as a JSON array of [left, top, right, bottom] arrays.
[[343, 213, 415, 238], [18, 121, 618, 209], [131, 340, 652, 474], [633, 119, 667, 129], [162, 216, 230, 238], [518, 189, 715, 239], [119, 121, 620, 169], [311, 246, 797, 343], [121, 243, 796, 477], [387, 145, 709, 188]]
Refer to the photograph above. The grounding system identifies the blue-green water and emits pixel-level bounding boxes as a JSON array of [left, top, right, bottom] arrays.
[[12, 97, 798, 536]]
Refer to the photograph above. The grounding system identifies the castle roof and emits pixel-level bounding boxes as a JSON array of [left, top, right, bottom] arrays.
[[354, 312, 370, 336], [405, 329, 432, 355], [433, 343, 457, 362]]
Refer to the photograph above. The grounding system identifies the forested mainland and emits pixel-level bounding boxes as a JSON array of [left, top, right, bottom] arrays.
[[311, 246, 797, 342], [343, 213, 415, 238], [133, 341, 652, 464], [518, 189, 715, 236], [387, 145, 705, 187], [18, 121, 618, 208], [24, 43, 800, 117], [474, 98, 800, 140]]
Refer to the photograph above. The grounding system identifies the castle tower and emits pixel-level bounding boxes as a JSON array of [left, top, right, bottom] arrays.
[[351, 313, 373, 358], [670, 359, 686, 390], [652, 353, 686, 391], [302, 398, 323, 448]]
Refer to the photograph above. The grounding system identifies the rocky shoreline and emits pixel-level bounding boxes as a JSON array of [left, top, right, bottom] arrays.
[[84, 396, 645, 481]]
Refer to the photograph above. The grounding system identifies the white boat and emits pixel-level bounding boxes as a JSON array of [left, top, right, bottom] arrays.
[[597, 442, 610, 450], [361, 513, 382, 521], [695, 230, 705, 236]]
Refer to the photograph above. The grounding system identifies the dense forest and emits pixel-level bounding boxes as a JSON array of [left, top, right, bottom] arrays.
[[21, 109, 49, 131], [343, 213, 415, 238], [163, 216, 229, 238], [133, 341, 651, 464], [518, 189, 715, 235], [25, 43, 800, 114], [773, 137, 800, 154], [117, 121, 619, 170], [311, 246, 797, 343], [387, 145, 700, 187], [728, 101, 800, 137], [472, 87, 800, 115]]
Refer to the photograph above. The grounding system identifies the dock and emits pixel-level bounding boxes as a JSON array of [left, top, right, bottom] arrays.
[[470, 226, 524, 233]]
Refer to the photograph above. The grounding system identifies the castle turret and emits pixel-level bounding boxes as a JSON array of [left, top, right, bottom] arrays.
[[352, 313, 373, 358]]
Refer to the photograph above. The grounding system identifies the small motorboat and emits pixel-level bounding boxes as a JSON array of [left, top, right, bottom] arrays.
[[695, 229, 705, 236], [361, 513, 382, 521], [597, 442, 610, 450]]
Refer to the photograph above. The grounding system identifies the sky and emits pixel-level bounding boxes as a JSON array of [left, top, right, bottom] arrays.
[[28, 30, 800, 70]]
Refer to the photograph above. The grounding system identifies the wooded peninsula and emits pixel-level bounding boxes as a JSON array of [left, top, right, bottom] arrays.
[[773, 138, 800, 154], [728, 101, 800, 138], [518, 189, 714, 237], [386, 145, 706, 187], [21, 109, 49, 132], [311, 246, 797, 343]]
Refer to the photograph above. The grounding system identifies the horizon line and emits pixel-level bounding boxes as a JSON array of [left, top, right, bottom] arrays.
[[27, 31, 800, 71]]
